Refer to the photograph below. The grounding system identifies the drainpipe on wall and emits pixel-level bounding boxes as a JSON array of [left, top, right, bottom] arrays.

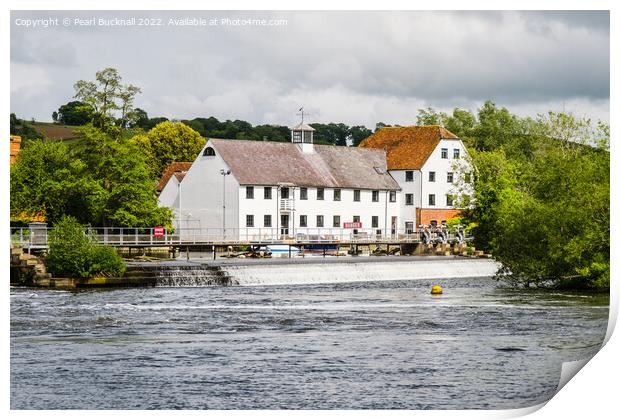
[[384, 190, 388, 238], [419, 170, 423, 232], [276, 186, 280, 240]]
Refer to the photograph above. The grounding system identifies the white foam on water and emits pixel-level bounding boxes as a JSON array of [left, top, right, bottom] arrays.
[[224, 259, 501, 286]]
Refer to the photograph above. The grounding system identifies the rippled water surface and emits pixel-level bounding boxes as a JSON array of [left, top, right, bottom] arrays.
[[10, 277, 609, 409]]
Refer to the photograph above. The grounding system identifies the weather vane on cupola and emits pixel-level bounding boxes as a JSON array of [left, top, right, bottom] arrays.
[[297, 106, 310, 124]]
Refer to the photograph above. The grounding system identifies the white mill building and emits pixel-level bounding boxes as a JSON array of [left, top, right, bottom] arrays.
[[158, 122, 472, 242]]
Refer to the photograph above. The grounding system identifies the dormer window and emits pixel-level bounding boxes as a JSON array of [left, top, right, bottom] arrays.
[[203, 147, 215, 156]]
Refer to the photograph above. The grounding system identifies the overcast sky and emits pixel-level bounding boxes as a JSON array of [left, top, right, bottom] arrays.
[[11, 10, 610, 128]]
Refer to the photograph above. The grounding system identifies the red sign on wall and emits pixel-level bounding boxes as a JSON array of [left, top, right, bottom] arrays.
[[343, 222, 362, 229], [153, 226, 165, 237]]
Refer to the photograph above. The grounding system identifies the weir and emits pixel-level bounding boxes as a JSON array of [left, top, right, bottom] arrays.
[[12, 254, 500, 289], [223, 258, 500, 286], [153, 265, 236, 287]]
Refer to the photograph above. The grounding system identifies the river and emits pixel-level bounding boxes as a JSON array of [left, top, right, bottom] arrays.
[[10, 276, 608, 409]]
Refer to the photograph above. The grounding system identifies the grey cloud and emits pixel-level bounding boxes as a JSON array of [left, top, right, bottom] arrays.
[[10, 10, 609, 126]]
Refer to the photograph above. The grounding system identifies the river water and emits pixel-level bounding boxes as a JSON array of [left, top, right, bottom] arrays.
[[10, 276, 608, 410]]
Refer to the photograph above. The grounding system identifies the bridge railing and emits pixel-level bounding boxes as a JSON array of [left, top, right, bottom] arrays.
[[10, 226, 470, 248]]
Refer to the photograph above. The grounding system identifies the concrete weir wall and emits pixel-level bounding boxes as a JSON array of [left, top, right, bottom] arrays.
[[221, 258, 501, 286]]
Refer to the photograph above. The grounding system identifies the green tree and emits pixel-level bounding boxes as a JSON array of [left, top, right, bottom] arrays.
[[11, 127, 173, 228], [312, 122, 350, 146], [79, 126, 173, 227], [46, 215, 125, 278], [73, 67, 141, 133], [9, 113, 43, 140], [133, 108, 149, 129], [56, 101, 94, 125], [349, 125, 373, 146], [416, 107, 448, 126], [131, 121, 206, 178], [10, 140, 101, 224], [464, 114, 609, 290]]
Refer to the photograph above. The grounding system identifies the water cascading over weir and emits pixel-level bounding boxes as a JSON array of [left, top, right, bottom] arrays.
[[132, 258, 500, 288], [124, 264, 237, 287]]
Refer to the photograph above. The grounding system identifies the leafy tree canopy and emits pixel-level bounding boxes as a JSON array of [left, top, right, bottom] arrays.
[[131, 121, 206, 179], [56, 101, 94, 126], [11, 127, 173, 228]]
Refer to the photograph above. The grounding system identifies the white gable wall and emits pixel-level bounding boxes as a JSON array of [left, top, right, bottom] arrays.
[[158, 177, 181, 226], [388, 170, 422, 231], [420, 139, 473, 210], [177, 144, 240, 239]]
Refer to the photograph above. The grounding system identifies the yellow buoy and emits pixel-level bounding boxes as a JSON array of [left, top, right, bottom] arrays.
[[431, 285, 443, 295]]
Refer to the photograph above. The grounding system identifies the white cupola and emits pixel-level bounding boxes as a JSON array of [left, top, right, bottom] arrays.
[[291, 110, 315, 153]]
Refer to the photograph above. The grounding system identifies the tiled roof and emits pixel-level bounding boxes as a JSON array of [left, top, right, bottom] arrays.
[[156, 162, 192, 193], [209, 139, 400, 190], [358, 125, 460, 170]]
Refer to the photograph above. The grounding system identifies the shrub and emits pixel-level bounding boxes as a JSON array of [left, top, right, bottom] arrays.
[[87, 245, 126, 277], [46, 216, 125, 278]]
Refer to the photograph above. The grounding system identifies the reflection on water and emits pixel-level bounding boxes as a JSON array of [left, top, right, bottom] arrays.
[[10, 277, 609, 409]]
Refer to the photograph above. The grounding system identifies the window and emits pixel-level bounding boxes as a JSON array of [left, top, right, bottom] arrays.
[[333, 189, 341, 201], [446, 195, 454, 207], [316, 215, 324, 228], [333, 215, 340, 227], [405, 221, 414, 234], [292, 131, 302, 143], [405, 193, 414, 205], [389, 191, 396, 202], [280, 187, 289, 199], [454, 149, 460, 159], [264, 215, 272, 227], [429, 172, 436, 182], [303, 131, 313, 143], [353, 215, 360, 223], [299, 215, 307, 227], [246, 215, 254, 227], [203, 147, 216, 156], [428, 194, 435, 206], [264, 187, 272, 199], [372, 216, 379, 228], [246, 186, 254, 199], [405, 171, 414, 182], [372, 190, 379, 202], [317, 188, 324, 200], [300, 187, 308, 200], [447, 172, 454, 183], [353, 190, 361, 202], [441, 148, 448, 159]]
